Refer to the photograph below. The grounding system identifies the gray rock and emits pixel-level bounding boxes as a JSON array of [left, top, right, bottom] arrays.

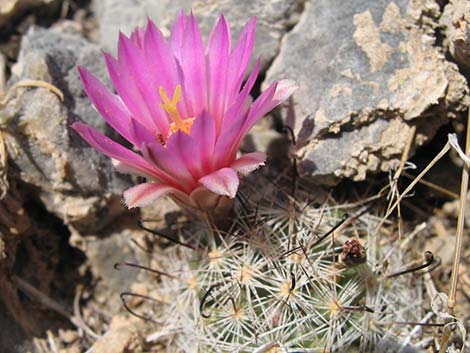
[[441, 0, 470, 69], [92, 0, 300, 68], [0, 26, 131, 232], [0, 0, 59, 27], [266, 0, 469, 184]]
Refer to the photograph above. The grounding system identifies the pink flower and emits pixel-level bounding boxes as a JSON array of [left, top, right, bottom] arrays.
[[73, 12, 297, 214]]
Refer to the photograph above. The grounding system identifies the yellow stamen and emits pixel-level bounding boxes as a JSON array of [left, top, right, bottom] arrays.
[[159, 84, 193, 135]]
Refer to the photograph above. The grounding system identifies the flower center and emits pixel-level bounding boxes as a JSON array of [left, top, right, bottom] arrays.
[[159, 84, 194, 136]]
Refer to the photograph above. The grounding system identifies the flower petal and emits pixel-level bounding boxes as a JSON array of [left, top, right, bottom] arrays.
[[207, 14, 231, 130], [104, 52, 158, 133], [231, 152, 266, 175], [142, 141, 197, 192], [78, 66, 135, 144], [226, 79, 298, 161], [143, 20, 179, 97], [112, 159, 155, 180], [130, 26, 145, 48], [212, 59, 260, 168], [72, 122, 175, 185], [128, 118, 155, 146], [221, 57, 261, 131], [227, 17, 256, 100], [187, 110, 216, 175], [170, 10, 187, 61], [118, 33, 169, 135], [198, 168, 239, 198], [123, 183, 174, 208], [245, 79, 299, 130], [180, 13, 206, 116]]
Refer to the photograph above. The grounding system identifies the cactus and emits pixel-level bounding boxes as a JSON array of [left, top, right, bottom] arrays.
[[134, 175, 428, 352]]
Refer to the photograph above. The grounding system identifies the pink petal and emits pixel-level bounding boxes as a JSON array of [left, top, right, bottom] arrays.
[[212, 105, 250, 170], [104, 52, 158, 133], [168, 111, 217, 181], [123, 183, 174, 208], [220, 58, 261, 132], [169, 127, 203, 180], [142, 142, 197, 192], [189, 110, 216, 174], [199, 168, 239, 198], [231, 152, 266, 175], [169, 10, 187, 61], [224, 80, 298, 162], [143, 20, 179, 99], [226, 81, 279, 160], [180, 13, 206, 115], [78, 66, 136, 143], [112, 159, 156, 180], [206, 14, 231, 130], [117, 33, 169, 135], [128, 118, 155, 146], [130, 26, 145, 49], [72, 122, 175, 185], [245, 80, 298, 130], [226, 17, 256, 102], [212, 59, 261, 168]]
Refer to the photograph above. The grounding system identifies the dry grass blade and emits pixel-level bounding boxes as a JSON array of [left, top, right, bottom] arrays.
[[401, 171, 459, 199], [439, 109, 470, 353], [0, 79, 64, 108], [0, 130, 9, 198], [448, 110, 470, 313]]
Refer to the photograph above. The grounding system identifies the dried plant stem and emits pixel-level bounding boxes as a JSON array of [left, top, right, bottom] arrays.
[[12, 276, 100, 340], [374, 141, 451, 237], [385, 126, 416, 239], [394, 126, 417, 182], [0, 79, 64, 108], [439, 109, 470, 353], [402, 171, 459, 199], [0, 129, 9, 198], [12, 275, 72, 318], [447, 109, 470, 314]]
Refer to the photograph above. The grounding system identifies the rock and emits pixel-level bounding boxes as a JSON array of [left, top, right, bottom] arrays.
[[0, 0, 59, 27], [92, 0, 300, 68], [0, 26, 131, 232], [265, 0, 469, 184], [441, 0, 470, 69], [87, 325, 136, 353], [85, 229, 139, 299]]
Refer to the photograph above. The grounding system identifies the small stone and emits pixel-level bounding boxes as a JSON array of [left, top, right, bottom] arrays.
[[87, 325, 135, 353], [58, 329, 78, 344], [128, 282, 148, 308], [441, 0, 470, 69]]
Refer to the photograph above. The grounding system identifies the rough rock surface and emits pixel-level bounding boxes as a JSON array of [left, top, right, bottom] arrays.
[[0, 0, 59, 27], [0, 26, 130, 231], [441, 0, 470, 69], [92, 0, 301, 68], [266, 0, 469, 184]]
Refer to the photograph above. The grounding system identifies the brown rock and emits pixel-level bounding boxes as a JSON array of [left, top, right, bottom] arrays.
[[441, 0, 470, 69], [0, 0, 59, 27]]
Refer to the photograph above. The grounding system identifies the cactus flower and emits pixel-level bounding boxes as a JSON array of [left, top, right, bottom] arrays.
[[72, 12, 297, 215]]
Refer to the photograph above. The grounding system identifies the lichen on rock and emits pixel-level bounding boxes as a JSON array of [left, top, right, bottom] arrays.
[[266, 0, 469, 184]]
